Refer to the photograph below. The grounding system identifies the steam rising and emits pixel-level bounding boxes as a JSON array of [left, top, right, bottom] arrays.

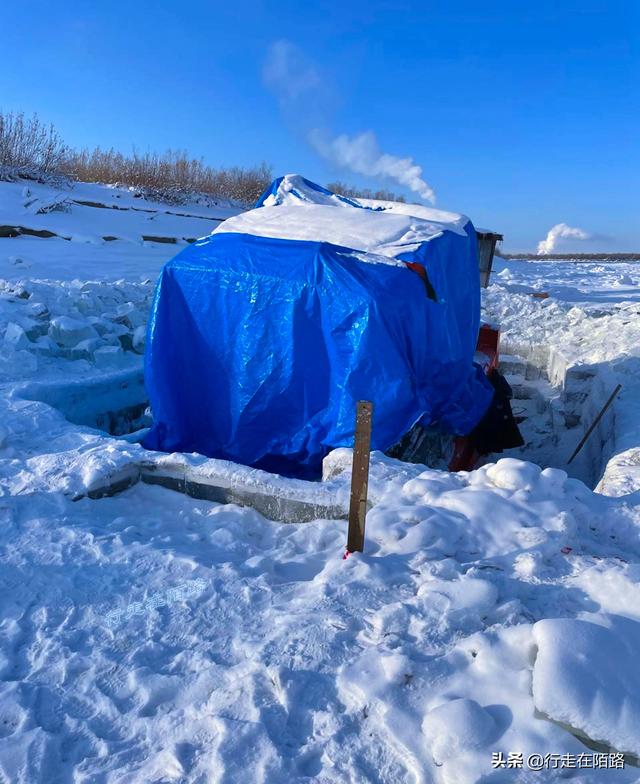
[[310, 129, 436, 204], [263, 40, 322, 102], [263, 40, 436, 203], [537, 223, 590, 254]]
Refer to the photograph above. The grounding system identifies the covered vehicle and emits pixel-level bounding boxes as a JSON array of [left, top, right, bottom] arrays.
[[143, 175, 494, 478]]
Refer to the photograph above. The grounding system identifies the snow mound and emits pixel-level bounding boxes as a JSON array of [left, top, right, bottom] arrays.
[[261, 174, 469, 228], [422, 698, 496, 765], [485, 457, 543, 491], [533, 616, 640, 756], [215, 173, 471, 261]]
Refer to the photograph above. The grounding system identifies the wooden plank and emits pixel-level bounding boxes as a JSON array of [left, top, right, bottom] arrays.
[[568, 384, 622, 464], [347, 400, 373, 553]]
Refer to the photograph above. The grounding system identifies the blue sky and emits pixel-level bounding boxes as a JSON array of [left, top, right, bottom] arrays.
[[1, 0, 638, 252]]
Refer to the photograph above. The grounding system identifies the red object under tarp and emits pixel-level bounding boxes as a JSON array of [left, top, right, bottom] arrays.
[[448, 324, 500, 472]]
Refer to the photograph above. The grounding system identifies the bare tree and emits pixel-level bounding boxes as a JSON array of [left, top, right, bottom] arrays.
[[0, 112, 68, 174], [0, 110, 272, 205], [62, 146, 272, 205], [327, 180, 407, 203]]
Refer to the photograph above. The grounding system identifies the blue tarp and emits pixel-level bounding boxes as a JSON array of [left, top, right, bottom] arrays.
[[256, 174, 365, 208], [143, 180, 494, 478]]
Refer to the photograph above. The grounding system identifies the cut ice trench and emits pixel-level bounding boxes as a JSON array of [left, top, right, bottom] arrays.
[[497, 341, 617, 490], [17, 367, 151, 439], [25, 343, 617, 500]]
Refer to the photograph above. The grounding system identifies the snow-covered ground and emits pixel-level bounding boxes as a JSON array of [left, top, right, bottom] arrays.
[[1, 180, 639, 783], [0, 179, 240, 281]]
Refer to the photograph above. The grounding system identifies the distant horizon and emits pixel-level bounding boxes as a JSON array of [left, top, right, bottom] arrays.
[[500, 251, 640, 259], [2, 107, 639, 257]]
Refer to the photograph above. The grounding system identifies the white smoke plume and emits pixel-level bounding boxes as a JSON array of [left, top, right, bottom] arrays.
[[310, 129, 436, 204], [537, 223, 590, 254], [263, 40, 322, 103], [263, 40, 436, 203]]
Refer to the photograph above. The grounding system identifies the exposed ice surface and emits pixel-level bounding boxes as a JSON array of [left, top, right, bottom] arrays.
[[0, 181, 639, 782]]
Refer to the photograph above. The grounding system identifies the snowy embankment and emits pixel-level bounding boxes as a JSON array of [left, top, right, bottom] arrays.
[[0, 180, 639, 782], [485, 257, 640, 495], [0, 178, 240, 280]]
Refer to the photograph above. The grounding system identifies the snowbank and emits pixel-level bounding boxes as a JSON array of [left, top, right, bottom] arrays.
[[485, 256, 640, 493], [533, 616, 640, 757], [0, 178, 240, 281]]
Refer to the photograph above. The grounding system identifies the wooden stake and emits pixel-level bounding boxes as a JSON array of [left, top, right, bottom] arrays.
[[567, 384, 622, 464], [347, 400, 373, 553]]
